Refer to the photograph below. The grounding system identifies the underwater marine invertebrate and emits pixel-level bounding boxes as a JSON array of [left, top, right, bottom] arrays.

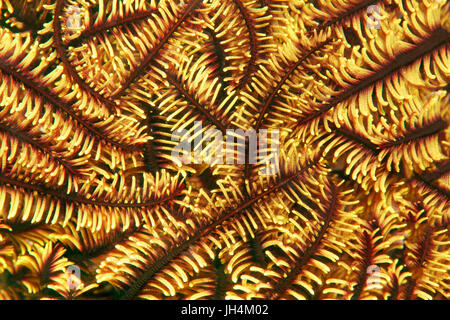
[[0, 0, 448, 300]]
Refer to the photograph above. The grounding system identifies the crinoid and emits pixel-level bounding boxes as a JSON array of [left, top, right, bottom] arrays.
[[0, 0, 449, 300]]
